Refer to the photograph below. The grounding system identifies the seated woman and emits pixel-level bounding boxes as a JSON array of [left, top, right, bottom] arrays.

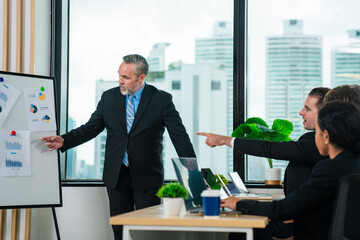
[[221, 101, 360, 240]]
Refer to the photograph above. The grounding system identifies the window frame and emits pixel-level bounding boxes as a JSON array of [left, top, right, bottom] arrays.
[[53, 0, 248, 185]]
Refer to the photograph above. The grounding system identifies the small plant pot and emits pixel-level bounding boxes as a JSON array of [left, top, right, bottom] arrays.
[[264, 167, 282, 185], [162, 197, 183, 216]]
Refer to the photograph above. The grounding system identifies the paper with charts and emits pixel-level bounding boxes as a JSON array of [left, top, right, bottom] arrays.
[[0, 82, 21, 128], [0, 130, 31, 176], [23, 88, 57, 131]]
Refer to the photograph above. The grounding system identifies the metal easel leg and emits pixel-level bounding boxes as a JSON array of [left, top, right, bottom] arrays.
[[52, 207, 61, 240]]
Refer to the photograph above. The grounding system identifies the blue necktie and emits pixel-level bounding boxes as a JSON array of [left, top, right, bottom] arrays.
[[123, 95, 135, 166]]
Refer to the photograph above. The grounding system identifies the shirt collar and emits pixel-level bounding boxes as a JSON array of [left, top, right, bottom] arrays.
[[128, 83, 145, 100]]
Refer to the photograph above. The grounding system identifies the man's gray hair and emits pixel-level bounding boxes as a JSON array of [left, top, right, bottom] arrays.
[[123, 54, 149, 77]]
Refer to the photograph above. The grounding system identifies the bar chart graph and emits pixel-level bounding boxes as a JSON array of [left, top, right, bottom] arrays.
[[5, 141, 22, 150], [0, 90, 8, 102], [5, 158, 23, 168]]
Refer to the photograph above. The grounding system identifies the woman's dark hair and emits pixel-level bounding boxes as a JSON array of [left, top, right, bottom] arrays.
[[318, 101, 360, 155], [324, 84, 360, 108]]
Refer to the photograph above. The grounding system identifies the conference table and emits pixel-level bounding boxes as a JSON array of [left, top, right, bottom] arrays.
[[110, 204, 269, 240]]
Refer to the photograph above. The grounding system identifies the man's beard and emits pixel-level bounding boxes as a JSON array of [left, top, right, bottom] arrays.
[[119, 80, 141, 96]]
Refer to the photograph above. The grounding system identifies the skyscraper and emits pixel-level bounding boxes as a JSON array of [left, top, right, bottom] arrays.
[[94, 79, 118, 179], [266, 19, 322, 140], [66, 117, 77, 178], [147, 43, 170, 72], [146, 41, 228, 178], [161, 62, 228, 179], [264, 19, 322, 171], [332, 30, 360, 86], [195, 21, 234, 171]]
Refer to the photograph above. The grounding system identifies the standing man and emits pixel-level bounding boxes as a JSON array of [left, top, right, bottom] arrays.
[[42, 54, 196, 240], [197, 87, 330, 240]]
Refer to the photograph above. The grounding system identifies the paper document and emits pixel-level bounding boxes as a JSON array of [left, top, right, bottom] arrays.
[[0, 130, 31, 176], [0, 82, 21, 127], [23, 88, 57, 131]]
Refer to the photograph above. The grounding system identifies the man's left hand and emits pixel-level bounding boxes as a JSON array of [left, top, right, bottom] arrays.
[[220, 196, 240, 210]]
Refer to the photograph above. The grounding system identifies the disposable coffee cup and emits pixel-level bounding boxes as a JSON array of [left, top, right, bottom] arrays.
[[201, 189, 221, 219]]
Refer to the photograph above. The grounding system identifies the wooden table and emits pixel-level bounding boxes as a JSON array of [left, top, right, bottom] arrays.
[[110, 205, 269, 240]]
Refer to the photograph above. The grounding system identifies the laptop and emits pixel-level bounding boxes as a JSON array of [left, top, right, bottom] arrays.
[[172, 157, 207, 213], [172, 158, 237, 213], [228, 172, 273, 200], [202, 168, 234, 198], [201, 168, 221, 190]]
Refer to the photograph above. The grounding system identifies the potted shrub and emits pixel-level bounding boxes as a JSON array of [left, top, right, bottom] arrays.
[[232, 117, 293, 185], [156, 182, 188, 216]]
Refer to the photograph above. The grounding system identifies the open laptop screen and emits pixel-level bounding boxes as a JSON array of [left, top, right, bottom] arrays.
[[201, 168, 220, 190], [172, 158, 207, 210], [229, 172, 249, 194]]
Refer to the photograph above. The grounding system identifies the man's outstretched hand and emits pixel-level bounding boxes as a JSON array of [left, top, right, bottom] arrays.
[[41, 136, 64, 151], [196, 132, 233, 148]]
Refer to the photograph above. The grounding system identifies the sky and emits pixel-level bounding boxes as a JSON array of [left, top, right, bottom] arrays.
[[68, 0, 360, 165]]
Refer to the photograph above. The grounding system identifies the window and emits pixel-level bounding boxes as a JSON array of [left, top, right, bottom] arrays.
[[171, 81, 181, 90], [59, 0, 360, 184], [246, 0, 360, 181], [65, 0, 234, 181], [211, 81, 221, 90]]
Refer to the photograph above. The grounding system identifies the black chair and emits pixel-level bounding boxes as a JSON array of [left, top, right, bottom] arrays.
[[329, 173, 360, 240]]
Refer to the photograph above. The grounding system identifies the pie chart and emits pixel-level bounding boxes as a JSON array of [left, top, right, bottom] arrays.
[[41, 115, 51, 123], [38, 92, 46, 101], [30, 104, 38, 113]]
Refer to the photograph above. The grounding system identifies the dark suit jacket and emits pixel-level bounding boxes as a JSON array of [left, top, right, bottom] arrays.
[[235, 150, 360, 240], [234, 132, 326, 195], [61, 84, 196, 189]]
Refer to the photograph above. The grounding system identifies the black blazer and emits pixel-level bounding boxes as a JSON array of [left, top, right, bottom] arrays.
[[61, 84, 196, 189], [234, 132, 326, 195], [235, 150, 360, 240]]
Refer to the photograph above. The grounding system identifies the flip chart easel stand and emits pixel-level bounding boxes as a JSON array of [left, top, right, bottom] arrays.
[[52, 207, 61, 240]]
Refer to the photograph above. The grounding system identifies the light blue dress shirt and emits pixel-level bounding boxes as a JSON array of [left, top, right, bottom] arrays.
[[125, 83, 145, 119]]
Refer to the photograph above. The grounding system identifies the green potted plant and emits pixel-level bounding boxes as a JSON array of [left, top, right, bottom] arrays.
[[232, 117, 293, 185], [156, 182, 188, 216]]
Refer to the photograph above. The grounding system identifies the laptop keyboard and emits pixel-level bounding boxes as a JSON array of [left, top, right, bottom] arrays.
[[235, 193, 258, 197], [188, 207, 204, 213]]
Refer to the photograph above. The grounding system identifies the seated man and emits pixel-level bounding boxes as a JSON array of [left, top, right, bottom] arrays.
[[221, 101, 360, 239], [197, 87, 331, 240]]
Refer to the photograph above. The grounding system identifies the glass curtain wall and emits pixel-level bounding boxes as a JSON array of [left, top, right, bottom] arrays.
[[246, 0, 360, 181], [66, 0, 234, 180]]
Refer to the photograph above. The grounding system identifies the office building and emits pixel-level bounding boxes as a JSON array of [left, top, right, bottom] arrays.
[[94, 79, 118, 179], [155, 62, 228, 179], [195, 21, 234, 171], [2, 1, 359, 239], [262, 19, 322, 173], [147, 42, 170, 72], [266, 19, 322, 140], [66, 117, 77, 178], [332, 30, 360, 86]]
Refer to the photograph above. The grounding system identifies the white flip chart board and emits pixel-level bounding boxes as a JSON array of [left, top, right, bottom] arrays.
[[0, 71, 62, 209]]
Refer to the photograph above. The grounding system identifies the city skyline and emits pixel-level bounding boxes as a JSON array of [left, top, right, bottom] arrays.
[[67, 0, 360, 180], [68, 25, 360, 180]]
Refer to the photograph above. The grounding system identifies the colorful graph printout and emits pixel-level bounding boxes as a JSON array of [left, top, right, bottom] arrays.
[[0, 130, 31, 176], [0, 82, 21, 127], [23, 88, 57, 131]]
